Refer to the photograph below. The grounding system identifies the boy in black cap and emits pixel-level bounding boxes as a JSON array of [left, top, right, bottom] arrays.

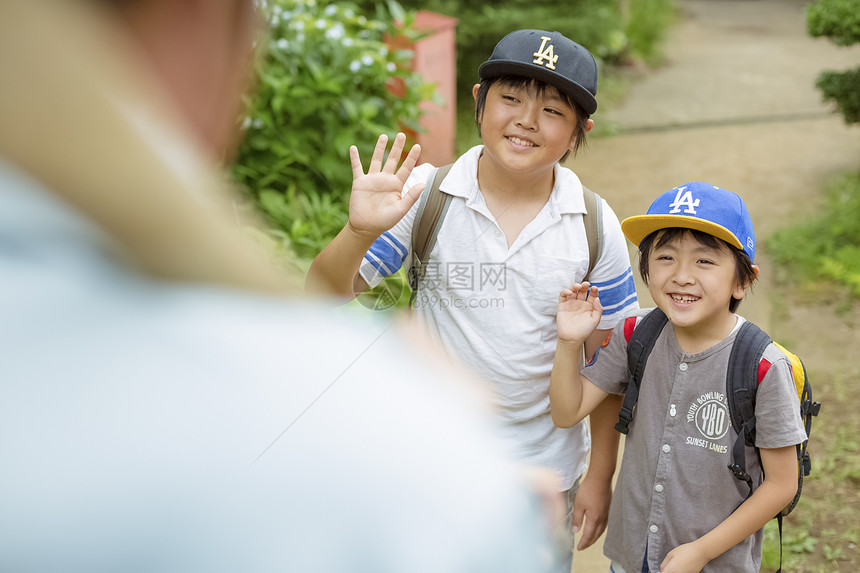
[[308, 30, 638, 568]]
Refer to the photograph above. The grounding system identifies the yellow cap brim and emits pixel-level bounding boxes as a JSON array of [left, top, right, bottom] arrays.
[[621, 214, 744, 250]]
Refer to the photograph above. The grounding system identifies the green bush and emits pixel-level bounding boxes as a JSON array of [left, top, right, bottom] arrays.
[[625, 0, 676, 65], [768, 173, 860, 296], [807, 0, 860, 47], [807, 0, 860, 125], [817, 67, 860, 125], [232, 0, 435, 259]]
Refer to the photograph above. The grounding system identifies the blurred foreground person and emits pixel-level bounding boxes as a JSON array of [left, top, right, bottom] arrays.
[[0, 1, 557, 571]]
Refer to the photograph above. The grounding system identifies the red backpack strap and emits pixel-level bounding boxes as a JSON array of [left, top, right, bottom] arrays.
[[758, 358, 772, 385], [624, 316, 638, 343]]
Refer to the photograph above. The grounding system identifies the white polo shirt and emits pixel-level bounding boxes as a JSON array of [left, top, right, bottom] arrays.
[[360, 145, 639, 488]]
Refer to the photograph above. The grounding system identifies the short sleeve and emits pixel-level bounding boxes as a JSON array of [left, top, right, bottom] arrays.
[[753, 349, 809, 449], [586, 199, 639, 329], [358, 163, 435, 288], [580, 314, 635, 395]]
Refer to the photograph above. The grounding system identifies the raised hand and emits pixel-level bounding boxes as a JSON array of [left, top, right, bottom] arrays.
[[347, 132, 425, 238], [556, 283, 603, 344]]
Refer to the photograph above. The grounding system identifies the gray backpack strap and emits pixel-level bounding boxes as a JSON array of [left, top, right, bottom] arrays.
[[408, 164, 453, 301], [581, 185, 604, 280]]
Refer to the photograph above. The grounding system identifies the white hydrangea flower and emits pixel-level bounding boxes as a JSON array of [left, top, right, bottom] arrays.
[[387, 62, 396, 72], [361, 55, 373, 66], [343, 37, 354, 47], [325, 24, 344, 40], [276, 38, 288, 49], [349, 60, 361, 73], [315, 19, 326, 29]]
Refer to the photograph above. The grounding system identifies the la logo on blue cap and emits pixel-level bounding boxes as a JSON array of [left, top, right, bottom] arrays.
[[668, 186, 700, 214]]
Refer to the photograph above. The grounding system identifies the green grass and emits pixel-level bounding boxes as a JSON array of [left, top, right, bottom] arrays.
[[763, 283, 860, 572], [768, 172, 860, 297], [759, 361, 860, 572]]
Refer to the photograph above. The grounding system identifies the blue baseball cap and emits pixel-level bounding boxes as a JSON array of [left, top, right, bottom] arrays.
[[479, 29, 598, 115], [621, 182, 756, 262]]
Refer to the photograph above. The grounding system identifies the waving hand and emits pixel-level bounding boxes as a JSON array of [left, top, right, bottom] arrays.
[[347, 132, 425, 238]]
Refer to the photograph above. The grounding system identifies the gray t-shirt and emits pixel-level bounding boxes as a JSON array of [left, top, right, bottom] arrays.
[[582, 309, 808, 572]]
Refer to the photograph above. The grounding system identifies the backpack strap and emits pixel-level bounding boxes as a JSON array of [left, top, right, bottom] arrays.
[[581, 185, 603, 280], [615, 308, 669, 434], [725, 321, 772, 499], [408, 164, 453, 305]]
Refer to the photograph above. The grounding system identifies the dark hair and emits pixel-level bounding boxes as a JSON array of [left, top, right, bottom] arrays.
[[638, 228, 757, 313], [474, 76, 590, 162]]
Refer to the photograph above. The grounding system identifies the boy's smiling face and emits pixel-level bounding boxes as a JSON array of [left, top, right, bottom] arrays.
[[647, 232, 748, 344], [473, 80, 590, 178]]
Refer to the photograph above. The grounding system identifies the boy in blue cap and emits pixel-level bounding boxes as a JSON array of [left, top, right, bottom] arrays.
[[308, 29, 639, 567], [549, 182, 808, 572]]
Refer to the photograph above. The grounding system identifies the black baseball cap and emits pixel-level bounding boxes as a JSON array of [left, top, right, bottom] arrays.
[[479, 29, 598, 115]]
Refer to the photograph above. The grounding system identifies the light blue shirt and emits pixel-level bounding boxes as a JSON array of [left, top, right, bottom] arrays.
[[0, 159, 555, 573]]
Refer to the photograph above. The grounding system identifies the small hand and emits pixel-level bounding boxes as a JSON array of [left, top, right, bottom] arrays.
[[658, 542, 708, 573], [556, 283, 603, 344], [347, 132, 424, 238], [571, 472, 611, 550]]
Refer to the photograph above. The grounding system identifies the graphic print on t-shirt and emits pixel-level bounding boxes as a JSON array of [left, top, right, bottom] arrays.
[[685, 391, 730, 454]]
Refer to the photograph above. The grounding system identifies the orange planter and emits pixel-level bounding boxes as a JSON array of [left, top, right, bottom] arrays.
[[388, 11, 458, 167]]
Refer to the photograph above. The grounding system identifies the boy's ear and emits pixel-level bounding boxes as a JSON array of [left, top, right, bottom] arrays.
[[567, 119, 594, 151], [472, 83, 480, 102], [732, 264, 759, 299]]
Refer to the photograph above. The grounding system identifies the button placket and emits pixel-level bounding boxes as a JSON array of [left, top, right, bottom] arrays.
[[647, 352, 690, 554]]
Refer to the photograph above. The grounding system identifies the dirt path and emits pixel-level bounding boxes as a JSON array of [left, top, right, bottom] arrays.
[[569, 0, 860, 570]]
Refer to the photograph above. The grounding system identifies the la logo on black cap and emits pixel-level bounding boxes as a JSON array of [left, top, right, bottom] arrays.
[[532, 36, 558, 70]]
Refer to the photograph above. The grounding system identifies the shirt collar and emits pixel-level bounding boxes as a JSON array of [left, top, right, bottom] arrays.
[[549, 164, 587, 215], [437, 145, 481, 199], [438, 146, 588, 215]]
